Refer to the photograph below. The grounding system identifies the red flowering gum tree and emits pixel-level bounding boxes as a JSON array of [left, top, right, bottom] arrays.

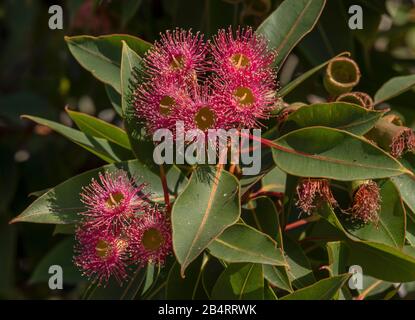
[[12, 0, 415, 299]]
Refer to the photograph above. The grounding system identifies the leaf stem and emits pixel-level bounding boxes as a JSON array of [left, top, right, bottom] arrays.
[[284, 214, 320, 231]]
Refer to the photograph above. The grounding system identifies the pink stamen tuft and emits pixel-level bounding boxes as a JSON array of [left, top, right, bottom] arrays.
[[296, 178, 337, 215]]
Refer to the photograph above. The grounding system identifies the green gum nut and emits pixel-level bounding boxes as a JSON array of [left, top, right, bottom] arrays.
[[336, 91, 373, 110], [324, 57, 361, 97]]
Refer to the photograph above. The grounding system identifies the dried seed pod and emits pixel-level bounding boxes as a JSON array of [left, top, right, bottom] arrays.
[[295, 178, 337, 215], [324, 57, 361, 97], [336, 91, 374, 110], [347, 180, 381, 224], [366, 117, 415, 158]]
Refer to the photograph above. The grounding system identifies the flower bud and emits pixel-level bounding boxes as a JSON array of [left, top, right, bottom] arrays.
[[324, 57, 361, 97], [336, 91, 373, 110], [366, 117, 415, 158]]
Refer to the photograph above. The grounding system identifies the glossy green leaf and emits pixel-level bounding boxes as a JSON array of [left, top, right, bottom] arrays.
[[281, 274, 350, 300], [272, 127, 408, 180], [374, 74, 415, 104], [279, 52, 350, 97], [264, 285, 278, 300], [391, 174, 415, 214], [242, 197, 280, 240], [257, 0, 326, 66], [345, 241, 415, 282], [208, 224, 286, 266], [172, 167, 240, 276], [344, 180, 406, 248], [284, 236, 316, 288], [211, 263, 264, 300], [22, 115, 132, 163], [65, 35, 151, 93], [11, 160, 187, 224], [105, 85, 123, 117], [30, 237, 82, 285], [263, 265, 293, 293], [66, 109, 131, 150], [280, 102, 383, 136]]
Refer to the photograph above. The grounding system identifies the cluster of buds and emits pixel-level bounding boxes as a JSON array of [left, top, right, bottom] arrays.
[[133, 27, 277, 136], [73, 170, 172, 286]]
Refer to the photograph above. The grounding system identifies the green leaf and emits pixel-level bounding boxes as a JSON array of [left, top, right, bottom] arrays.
[[105, 85, 123, 117], [344, 180, 406, 248], [391, 174, 415, 214], [279, 52, 350, 97], [22, 115, 132, 163], [172, 167, 240, 276], [66, 109, 131, 150], [11, 160, 187, 224], [374, 74, 415, 104], [29, 237, 83, 285], [326, 242, 353, 300], [284, 236, 316, 288], [271, 127, 408, 180], [208, 224, 286, 266], [166, 256, 207, 300], [280, 102, 383, 136], [121, 41, 157, 171], [211, 263, 264, 300], [65, 35, 151, 93], [264, 285, 278, 300], [261, 167, 286, 194], [242, 197, 280, 239], [257, 0, 326, 66], [263, 265, 293, 293], [345, 241, 415, 282], [281, 274, 350, 300]]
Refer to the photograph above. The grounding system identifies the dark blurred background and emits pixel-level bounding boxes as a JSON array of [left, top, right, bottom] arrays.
[[1, 0, 414, 299]]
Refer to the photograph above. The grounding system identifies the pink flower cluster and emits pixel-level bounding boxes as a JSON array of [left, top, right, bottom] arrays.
[[73, 170, 172, 286], [133, 27, 277, 136]]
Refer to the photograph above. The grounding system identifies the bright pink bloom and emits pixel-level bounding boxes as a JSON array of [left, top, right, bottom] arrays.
[[80, 170, 149, 232], [211, 26, 276, 79], [74, 227, 130, 286], [144, 28, 208, 83], [133, 78, 193, 134], [174, 84, 231, 133], [129, 207, 172, 266], [213, 73, 277, 128]]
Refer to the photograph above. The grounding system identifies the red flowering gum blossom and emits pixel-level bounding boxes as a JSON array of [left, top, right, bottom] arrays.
[[348, 180, 381, 224], [74, 227, 130, 286], [144, 28, 208, 83], [80, 170, 149, 232], [129, 207, 172, 266], [213, 73, 277, 128], [210, 26, 276, 80], [133, 78, 193, 134], [295, 178, 337, 215]]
